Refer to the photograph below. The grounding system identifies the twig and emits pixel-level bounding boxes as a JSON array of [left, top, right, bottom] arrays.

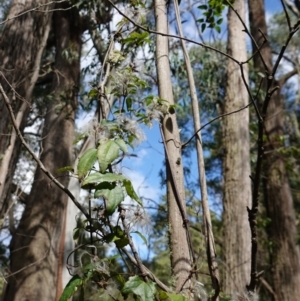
[[281, 0, 292, 31], [0, 83, 89, 219], [182, 103, 252, 148]]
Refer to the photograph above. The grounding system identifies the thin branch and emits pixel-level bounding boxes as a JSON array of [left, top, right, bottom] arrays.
[[281, 0, 292, 30], [182, 102, 252, 148], [0, 83, 89, 219]]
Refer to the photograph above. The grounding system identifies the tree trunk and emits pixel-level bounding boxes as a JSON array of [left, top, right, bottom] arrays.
[[0, 0, 55, 221], [222, 0, 251, 294], [3, 4, 81, 301], [154, 0, 191, 292], [248, 1, 300, 299]]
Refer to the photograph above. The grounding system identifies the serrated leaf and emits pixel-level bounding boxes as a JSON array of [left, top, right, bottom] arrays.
[[97, 140, 120, 172], [132, 231, 147, 245], [57, 166, 74, 173], [94, 186, 124, 215], [123, 179, 142, 206], [123, 276, 156, 301], [114, 138, 128, 153], [82, 172, 125, 186], [77, 148, 97, 179], [59, 275, 83, 301]]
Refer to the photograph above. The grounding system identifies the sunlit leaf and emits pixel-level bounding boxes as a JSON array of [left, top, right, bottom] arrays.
[[77, 148, 97, 179], [114, 138, 128, 153], [97, 140, 120, 172], [82, 172, 125, 186], [123, 179, 142, 206], [94, 186, 124, 215], [56, 166, 74, 173]]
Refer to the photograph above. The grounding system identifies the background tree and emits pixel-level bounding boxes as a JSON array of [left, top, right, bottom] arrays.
[[3, 3, 81, 300], [248, 0, 300, 299], [222, 0, 251, 294], [0, 0, 55, 221]]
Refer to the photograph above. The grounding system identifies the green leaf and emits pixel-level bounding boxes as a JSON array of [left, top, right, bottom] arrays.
[[59, 275, 83, 301], [216, 17, 223, 24], [123, 179, 142, 206], [122, 276, 156, 301], [198, 4, 207, 9], [88, 88, 98, 98], [56, 166, 74, 173], [201, 23, 206, 32], [132, 231, 147, 245], [114, 138, 128, 153], [95, 186, 124, 215], [73, 228, 80, 241], [126, 97, 133, 111], [104, 226, 129, 248], [77, 148, 97, 179], [97, 140, 121, 172], [159, 292, 186, 301], [82, 172, 125, 186]]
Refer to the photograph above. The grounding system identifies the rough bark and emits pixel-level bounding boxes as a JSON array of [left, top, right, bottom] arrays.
[[248, 1, 300, 299], [154, 0, 191, 291], [0, 0, 56, 221], [222, 0, 251, 294], [3, 3, 81, 301]]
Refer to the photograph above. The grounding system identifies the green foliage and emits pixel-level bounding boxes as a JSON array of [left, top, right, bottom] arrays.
[[122, 276, 156, 301], [59, 275, 83, 301], [197, 0, 234, 33]]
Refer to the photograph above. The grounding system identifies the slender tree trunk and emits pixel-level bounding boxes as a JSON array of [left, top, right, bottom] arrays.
[[3, 4, 81, 301], [154, 0, 191, 292], [0, 0, 56, 221], [222, 0, 251, 294], [248, 1, 300, 299]]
